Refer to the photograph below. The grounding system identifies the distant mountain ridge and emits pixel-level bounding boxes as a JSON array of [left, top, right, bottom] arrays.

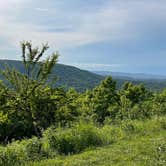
[[0, 60, 166, 91], [93, 71, 166, 80]]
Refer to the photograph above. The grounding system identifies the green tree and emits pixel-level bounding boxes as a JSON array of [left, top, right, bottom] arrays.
[[80, 77, 119, 123], [54, 88, 80, 126], [120, 82, 150, 104], [0, 41, 59, 141]]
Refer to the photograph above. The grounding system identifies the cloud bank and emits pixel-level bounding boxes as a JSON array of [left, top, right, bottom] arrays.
[[1, 0, 166, 49], [0, 0, 166, 75]]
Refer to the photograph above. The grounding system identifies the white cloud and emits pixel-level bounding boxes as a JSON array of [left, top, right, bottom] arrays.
[[0, 0, 166, 56], [35, 8, 49, 12], [68, 63, 124, 71], [0, 0, 22, 8]]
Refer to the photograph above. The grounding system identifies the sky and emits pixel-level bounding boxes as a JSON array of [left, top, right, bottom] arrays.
[[0, 0, 166, 75]]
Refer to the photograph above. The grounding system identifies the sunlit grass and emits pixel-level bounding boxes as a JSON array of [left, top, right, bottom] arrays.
[[29, 131, 166, 166]]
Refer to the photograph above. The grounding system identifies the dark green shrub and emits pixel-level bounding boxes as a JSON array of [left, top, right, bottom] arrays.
[[74, 123, 103, 152], [0, 143, 25, 166], [0, 137, 49, 165], [42, 123, 103, 155], [22, 137, 45, 161]]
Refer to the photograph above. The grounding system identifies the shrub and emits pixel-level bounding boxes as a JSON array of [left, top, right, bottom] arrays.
[[74, 123, 103, 152], [42, 123, 103, 155], [0, 143, 25, 166], [0, 137, 48, 166], [21, 137, 46, 161], [100, 125, 125, 144]]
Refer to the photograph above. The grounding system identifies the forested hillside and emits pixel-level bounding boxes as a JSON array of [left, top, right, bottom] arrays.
[[1, 60, 166, 92], [0, 60, 103, 92]]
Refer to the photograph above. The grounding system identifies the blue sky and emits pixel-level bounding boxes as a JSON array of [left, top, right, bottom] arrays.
[[0, 0, 166, 75]]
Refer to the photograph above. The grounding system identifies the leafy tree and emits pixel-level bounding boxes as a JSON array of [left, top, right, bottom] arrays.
[[0, 41, 59, 140], [120, 82, 150, 104], [54, 88, 80, 126], [80, 77, 119, 123]]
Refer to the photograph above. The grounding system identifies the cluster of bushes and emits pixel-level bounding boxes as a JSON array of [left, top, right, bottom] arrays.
[[76, 78, 166, 123], [1, 117, 166, 166], [0, 123, 119, 165], [0, 42, 166, 143]]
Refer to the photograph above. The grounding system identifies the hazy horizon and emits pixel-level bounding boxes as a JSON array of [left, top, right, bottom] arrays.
[[1, 58, 166, 77]]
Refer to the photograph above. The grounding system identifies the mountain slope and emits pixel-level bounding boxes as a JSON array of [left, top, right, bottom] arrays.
[[0, 60, 104, 92], [0, 60, 166, 91]]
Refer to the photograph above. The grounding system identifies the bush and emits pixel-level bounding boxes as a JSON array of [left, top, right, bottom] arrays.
[[74, 123, 103, 151], [100, 125, 125, 144], [42, 123, 103, 155], [0, 143, 25, 166], [21, 137, 47, 161], [0, 137, 48, 166]]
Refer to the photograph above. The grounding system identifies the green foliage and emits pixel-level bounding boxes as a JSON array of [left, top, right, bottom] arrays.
[[0, 146, 20, 166], [53, 88, 80, 126], [22, 137, 44, 161], [120, 82, 151, 104], [79, 77, 118, 123], [42, 123, 103, 155], [0, 41, 60, 141]]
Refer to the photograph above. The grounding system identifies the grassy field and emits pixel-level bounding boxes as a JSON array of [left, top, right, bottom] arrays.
[[28, 130, 166, 166]]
